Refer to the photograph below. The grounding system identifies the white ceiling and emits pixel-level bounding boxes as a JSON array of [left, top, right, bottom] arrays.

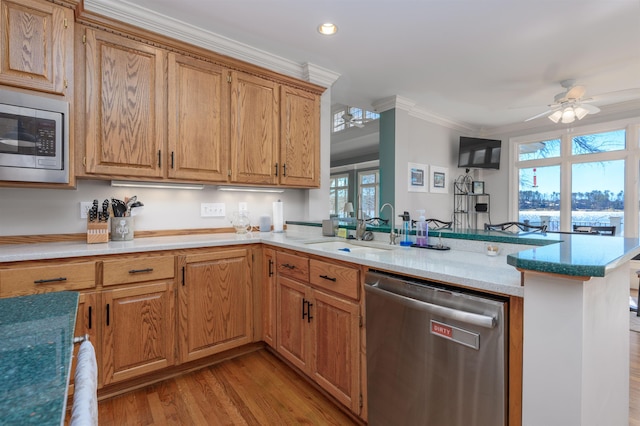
[[88, 0, 640, 132]]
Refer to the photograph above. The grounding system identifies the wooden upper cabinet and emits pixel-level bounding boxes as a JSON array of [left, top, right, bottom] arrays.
[[229, 71, 279, 185], [280, 86, 320, 187], [0, 0, 72, 95], [167, 53, 229, 182], [83, 28, 165, 178]]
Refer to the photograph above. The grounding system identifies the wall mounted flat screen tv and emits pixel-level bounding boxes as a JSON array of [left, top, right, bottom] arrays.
[[457, 136, 502, 169]]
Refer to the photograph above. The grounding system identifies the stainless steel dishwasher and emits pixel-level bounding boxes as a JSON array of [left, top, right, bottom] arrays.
[[365, 270, 507, 426]]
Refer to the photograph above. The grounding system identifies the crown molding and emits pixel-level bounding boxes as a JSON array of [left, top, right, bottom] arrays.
[[303, 63, 341, 88], [83, 0, 331, 82], [372, 95, 478, 133]]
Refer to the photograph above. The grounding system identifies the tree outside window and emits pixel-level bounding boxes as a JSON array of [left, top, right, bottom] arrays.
[[358, 170, 379, 219], [329, 174, 349, 217]]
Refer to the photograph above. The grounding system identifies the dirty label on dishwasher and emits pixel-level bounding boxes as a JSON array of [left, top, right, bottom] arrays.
[[430, 320, 480, 350]]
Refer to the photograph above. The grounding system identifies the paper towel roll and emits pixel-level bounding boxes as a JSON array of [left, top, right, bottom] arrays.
[[273, 200, 284, 233]]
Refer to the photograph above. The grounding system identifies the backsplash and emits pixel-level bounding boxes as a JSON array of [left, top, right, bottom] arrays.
[[0, 180, 306, 236]]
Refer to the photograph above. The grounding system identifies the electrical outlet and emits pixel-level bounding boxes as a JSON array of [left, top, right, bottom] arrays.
[[201, 203, 226, 217], [238, 202, 248, 212], [80, 201, 93, 219]]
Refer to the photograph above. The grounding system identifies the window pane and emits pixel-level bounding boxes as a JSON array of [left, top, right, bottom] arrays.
[[360, 187, 377, 219], [360, 173, 376, 184], [572, 130, 625, 155], [571, 160, 624, 232], [518, 139, 560, 161], [518, 165, 560, 231]]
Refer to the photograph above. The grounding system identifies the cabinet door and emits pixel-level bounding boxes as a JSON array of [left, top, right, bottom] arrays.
[[179, 249, 252, 362], [83, 28, 165, 178], [311, 289, 360, 413], [279, 86, 320, 187], [229, 71, 279, 185], [276, 275, 310, 372], [0, 0, 72, 94], [102, 281, 175, 385], [262, 248, 276, 348], [167, 53, 229, 182], [69, 291, 100, 394]]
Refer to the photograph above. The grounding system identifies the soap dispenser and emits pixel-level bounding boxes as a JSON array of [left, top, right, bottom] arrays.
[[416, 210, 428, 247], [399, 211, 412, 246]]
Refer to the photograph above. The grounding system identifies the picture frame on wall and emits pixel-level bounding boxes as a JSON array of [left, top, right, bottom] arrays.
[[472, 181, 485, 194], [430, 166, 449, 194], [408, 162, 428, 192]]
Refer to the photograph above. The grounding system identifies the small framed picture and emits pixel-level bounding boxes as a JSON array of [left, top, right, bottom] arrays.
[[473, 181, 485, 194], [408, 162, 428, 192], [429, 166, 449, 194]]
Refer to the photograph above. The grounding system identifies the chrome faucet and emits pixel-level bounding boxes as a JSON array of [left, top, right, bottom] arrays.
[[380, 203, 397, 245]]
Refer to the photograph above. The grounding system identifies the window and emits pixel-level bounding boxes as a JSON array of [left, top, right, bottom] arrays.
[[513, 124, 632, 235], [332, 106, 380, 133], [358, 170, 379, 219], [329, 174, 349, 216]]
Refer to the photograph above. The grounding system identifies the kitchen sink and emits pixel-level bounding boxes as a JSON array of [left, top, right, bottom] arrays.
[[303, 240, 394, 254]]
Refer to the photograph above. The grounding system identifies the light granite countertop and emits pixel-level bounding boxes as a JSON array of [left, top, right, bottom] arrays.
[[1, 223, 639, 298]]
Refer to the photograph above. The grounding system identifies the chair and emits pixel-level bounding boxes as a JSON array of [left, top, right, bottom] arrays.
[[484, 222, 547, 233], [572, 225, 616, 236], [425, 218, 453, 230]]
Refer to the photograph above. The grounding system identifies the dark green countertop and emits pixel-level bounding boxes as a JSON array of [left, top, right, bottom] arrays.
[[0, 291, 79, 425], [287, 221, 640, 277]]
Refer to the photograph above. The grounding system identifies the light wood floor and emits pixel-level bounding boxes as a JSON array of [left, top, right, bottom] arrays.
[[91, 349, 358, 425], [73, 331, 640, 425]]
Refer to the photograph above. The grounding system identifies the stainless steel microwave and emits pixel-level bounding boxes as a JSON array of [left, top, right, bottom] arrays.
[[0, 89, 69, 184]]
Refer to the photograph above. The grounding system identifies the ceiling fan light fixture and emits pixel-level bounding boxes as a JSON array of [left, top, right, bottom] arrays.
[[548, 110, 562, 123], [318, 23, 338, 36], [561, 107, 576, 123], [574, 105, 589, 120]]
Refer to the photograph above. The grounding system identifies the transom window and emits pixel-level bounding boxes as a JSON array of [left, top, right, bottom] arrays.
[[332, 106, 380, 133]]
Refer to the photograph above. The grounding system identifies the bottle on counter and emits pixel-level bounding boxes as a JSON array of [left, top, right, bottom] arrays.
[[399, 211, 412, 246], [416, 209, 428, 247]]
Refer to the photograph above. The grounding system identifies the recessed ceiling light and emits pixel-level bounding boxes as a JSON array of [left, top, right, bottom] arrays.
[[318, 23, 338, 36]]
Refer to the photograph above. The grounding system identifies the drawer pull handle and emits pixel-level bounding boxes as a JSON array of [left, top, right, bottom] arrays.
[[319, 274, 337, 282], [34, 277, 67, 284], [282, 263, 295, 270], [128, 268, 153, 274]]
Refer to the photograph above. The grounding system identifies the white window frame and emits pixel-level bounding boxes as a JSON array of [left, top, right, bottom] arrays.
[[357, 169, 380, 219], [509, 118, 640, 236], [329, 173, 350, 216]]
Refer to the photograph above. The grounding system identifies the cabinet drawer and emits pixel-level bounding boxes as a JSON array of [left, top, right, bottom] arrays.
[[276, 252, 309, 282], [309, 260, 359, 300], [0, 261, 96, 296], [103, 255, 175, 286]]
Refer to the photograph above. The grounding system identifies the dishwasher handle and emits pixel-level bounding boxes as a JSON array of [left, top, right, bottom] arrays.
[[365, 282, 497, 329]]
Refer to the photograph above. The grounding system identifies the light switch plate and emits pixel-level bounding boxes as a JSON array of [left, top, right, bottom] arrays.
[[201, 203, 226, 217], [80, 201, 93, 219]]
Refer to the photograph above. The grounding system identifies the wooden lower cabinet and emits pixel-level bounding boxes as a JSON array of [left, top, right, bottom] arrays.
[[262, 247, 276, 348], [275, 253, 361, 415], [69, 291, 100, 393], [178, 248, 253, 363], [101, 281, 176, 385]]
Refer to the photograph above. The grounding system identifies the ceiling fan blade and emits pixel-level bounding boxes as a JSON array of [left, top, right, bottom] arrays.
[[579, 103, 600, 113], [566, 85, 586, 100], [524, 109, 555, 122]]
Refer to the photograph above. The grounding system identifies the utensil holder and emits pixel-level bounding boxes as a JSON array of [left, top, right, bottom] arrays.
[[111, 217, 134, 241], [86, 218, 109, 244]]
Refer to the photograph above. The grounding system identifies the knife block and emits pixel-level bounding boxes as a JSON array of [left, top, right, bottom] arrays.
[[87, 218, 109, 244]]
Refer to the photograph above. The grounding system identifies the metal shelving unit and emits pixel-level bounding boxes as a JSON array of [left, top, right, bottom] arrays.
[[453, 175, 490, 230]]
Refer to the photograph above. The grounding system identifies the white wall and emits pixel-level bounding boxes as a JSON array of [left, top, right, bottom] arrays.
[[0, 179, 306, 236], [392, 109, 469, 224]]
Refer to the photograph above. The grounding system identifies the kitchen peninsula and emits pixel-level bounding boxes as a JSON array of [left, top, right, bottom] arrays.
[[0, 225, 636, 426]]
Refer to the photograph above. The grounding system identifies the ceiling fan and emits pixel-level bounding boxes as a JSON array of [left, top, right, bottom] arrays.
[[525, 80, 601, 124], [339, 112, 365, 128]]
